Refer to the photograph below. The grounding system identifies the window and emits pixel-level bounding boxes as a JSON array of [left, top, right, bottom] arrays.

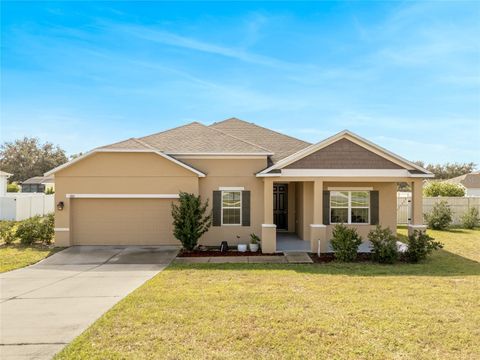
[[221, 191, 241, 225], [330, 191, 369, 224]]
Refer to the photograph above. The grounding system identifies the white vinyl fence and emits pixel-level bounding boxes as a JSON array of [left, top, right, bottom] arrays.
[[0, 193, 55, 221], [397, 193, 480, 225]]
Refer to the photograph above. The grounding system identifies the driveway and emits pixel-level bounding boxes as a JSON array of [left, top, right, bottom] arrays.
[[0, 246, 178, 360]]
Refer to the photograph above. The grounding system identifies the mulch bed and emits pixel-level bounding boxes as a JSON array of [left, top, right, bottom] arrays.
[[309, 253, 372, 263], [178, 249, 283, 257]]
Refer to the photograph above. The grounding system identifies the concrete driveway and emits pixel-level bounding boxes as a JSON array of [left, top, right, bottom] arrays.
[[0, 246, 178, 360]]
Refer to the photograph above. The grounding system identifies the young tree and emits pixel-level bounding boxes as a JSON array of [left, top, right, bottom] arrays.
[[171, 192, 212, 251], [0, 137, 68, 182]]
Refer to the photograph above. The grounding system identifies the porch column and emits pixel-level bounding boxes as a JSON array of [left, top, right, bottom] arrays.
[[310, 180, 327, 254], [261, 178, 276, 253], [408, 179, 427, 236]]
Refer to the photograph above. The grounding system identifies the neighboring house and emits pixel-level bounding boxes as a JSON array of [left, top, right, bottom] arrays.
[[444, 172, 480, 197], [46, 118, 433, 253], [0, 171, 13, 195], [21, 176, 55, 193]]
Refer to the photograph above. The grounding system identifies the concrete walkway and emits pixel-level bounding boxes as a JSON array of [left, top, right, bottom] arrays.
[[175, 252, 314, 264], [175, 255, 287, 264], [0, 246, 178, 360]]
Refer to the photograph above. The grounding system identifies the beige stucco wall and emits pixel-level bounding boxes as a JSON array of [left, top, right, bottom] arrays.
[[54, 152, 199, 246], [182, 158, 267, 246], [294, 181, 397, 250], [54, 150, 402, 250]]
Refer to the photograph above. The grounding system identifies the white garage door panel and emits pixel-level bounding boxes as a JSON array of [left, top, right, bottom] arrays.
[[72, 198, 178, 245]]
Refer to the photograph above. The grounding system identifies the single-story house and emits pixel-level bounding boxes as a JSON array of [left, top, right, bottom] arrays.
[[21, 176, 55, 193], [46, 118, 433, 253], [444, 172, 480, 197]]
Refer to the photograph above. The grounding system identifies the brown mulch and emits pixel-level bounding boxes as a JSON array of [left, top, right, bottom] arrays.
[[178, 249, 283, 257], [309, 253, 372, 263]]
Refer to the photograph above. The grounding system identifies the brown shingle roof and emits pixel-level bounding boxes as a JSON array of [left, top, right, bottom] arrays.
[[98, 138, 152, 150], [445, 172, 480, 188], [210, 118, 311, 163], [100, 122, 271, 154]]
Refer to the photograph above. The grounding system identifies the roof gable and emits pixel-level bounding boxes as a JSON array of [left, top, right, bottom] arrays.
[[45, 148, 205, 177], [210, 118, 310, 163], [285, 138, 403, 169], [445, 173, 480, 188], [258, 130, 433, 177]]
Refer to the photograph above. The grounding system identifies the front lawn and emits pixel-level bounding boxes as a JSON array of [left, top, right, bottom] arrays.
[[0, 244, 61, 273], [57, 228, 480, 359]]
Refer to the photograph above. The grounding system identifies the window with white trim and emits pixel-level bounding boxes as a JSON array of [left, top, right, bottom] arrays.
[[221, 191, 241, 225], [330, 191, 370, 224]]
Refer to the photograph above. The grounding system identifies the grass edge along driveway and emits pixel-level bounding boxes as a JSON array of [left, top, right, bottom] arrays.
[[56, 228, 480, 359]]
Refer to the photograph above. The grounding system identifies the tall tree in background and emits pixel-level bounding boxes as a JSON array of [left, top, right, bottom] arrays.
[[0, 137, 68, 182], [414, 161, 476, 180]]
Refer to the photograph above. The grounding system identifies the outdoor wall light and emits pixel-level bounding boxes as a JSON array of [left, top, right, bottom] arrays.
[[57, 201, 64, 211]]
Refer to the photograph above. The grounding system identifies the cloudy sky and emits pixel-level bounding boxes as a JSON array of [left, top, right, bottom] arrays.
[[1, 1, 479, 165]]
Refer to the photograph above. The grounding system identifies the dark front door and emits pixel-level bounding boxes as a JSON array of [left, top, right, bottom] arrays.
[[273, 184, 288, 230]]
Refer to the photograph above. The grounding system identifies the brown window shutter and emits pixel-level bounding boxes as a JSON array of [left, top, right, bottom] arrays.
[[242, 191, 251, 226], [212, 191, 221, 226], [323, 191, 330, 225], [370, 191, 379, 225]]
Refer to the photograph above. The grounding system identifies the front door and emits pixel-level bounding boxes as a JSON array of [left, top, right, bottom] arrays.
[[273, 184, 288, 230]]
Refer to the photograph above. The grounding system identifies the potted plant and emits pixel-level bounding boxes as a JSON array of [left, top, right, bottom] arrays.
[[249, 233, 260, 252], [236, 235, 247, 252]]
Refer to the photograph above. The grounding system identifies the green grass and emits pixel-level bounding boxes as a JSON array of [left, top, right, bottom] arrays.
[[0, 244, 61, 273], [57, 228, 480, 360]]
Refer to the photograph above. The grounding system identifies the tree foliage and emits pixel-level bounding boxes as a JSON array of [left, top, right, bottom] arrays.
[[0, 137, 68, 182], [171, 192, 212, 251], [423, 182, 465, 197], [414, 161, 476, 180]]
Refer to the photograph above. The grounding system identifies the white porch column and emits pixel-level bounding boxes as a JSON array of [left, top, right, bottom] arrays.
[[408, 179, 427, 236], [310, 180, 327, 253], [261, 178, 276, 253]]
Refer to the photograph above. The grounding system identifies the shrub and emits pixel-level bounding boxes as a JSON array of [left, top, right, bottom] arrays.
[[424, 201, 452, 230], [250, 233, 260, 244], [16, 216, 42, 245], [15, 214, 54, 245], [171, 192, 211, 251], [45, 187, 55, 195], [0, 221, 17, 244], [7, 182, 20, 192], [38, 213, 55, 245], [461, 207, 479, 229], [423, 182, 465, 197], [368, 225, 398, 264], [330, 224, 362, 262], [404, 230, 443, 263]]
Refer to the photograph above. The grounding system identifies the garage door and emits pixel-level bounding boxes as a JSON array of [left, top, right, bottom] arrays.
[[72, 198, 179, 245]]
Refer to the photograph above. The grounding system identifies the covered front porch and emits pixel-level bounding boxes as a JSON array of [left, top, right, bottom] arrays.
[[261, 178, 425, 254]]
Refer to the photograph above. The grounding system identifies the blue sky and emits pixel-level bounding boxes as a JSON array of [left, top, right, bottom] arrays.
[[1, 1, 479, 165]]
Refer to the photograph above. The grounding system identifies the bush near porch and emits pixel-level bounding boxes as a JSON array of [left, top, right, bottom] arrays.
[[56, 228, 480, 360]]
